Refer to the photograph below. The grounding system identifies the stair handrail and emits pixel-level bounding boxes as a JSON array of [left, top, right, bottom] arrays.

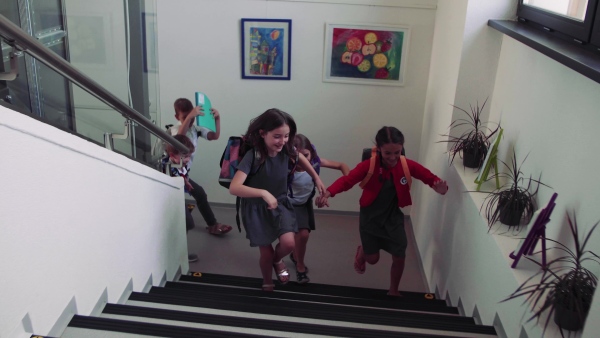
[[0, 13, 190, 155]]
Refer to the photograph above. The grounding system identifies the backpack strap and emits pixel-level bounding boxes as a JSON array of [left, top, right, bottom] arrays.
[[235, 148, 257, 233], [400, 155, 412, 190], [359, 147, 377, 189], [235, 196, 242, 232], [359, 147, 412, 190]]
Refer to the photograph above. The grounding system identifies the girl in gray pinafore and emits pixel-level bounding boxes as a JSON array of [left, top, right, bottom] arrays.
[[229, 109, 325, 291]]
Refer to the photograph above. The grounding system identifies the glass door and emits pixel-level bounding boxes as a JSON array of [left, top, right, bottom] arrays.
[[0, 0, 74, 131]]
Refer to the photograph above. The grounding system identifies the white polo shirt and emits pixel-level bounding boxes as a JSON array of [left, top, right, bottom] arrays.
[[169, 121, 210, 169]]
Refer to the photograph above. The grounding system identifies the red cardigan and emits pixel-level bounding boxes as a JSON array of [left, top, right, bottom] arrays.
[[327, 156, 440, 208]]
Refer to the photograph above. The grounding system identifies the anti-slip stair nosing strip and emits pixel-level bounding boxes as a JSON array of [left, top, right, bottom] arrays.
[[148, 287, 467, 323], [178, 279, 448, 308], [180, 273, 436, 301], [68, 315, 265, 338], [128, 292, 497, 335], [102, 303, 452, 338], [123, 300, 498, 338], [164, 282, 459, 315]]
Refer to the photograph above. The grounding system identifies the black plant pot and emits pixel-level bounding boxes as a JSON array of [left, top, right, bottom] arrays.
[[554, 303, 587, 331], [498, 193, 525, 226], [462, 142, 487, 169]]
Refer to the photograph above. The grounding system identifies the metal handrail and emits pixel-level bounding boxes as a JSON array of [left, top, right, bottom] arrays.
[[0, 14, 190, 154]]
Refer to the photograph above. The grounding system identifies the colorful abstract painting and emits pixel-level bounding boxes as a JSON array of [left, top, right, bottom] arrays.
[[241, 19, 291, 80], [323, 23, 410, 86]]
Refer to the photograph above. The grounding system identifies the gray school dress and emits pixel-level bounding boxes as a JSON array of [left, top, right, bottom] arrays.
[[359, 174, 407, 258], [237, 150, 297, 247], [289, 171, 316, 231]]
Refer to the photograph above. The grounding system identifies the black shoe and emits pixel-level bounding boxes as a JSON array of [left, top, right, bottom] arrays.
[[289, 253, 309, 273], [188, 254, 198, 262], [296, 270, 310, 284]]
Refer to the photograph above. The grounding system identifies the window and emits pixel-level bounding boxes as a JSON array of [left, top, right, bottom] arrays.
[[518, 0, 600, 47]]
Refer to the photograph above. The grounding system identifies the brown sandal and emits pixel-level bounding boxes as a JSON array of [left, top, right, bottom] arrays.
[[206, 223, 232, 235]]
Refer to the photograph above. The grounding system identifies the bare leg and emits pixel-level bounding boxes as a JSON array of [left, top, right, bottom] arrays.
[[293, 229, 310, 272], [355, 245, 379, 274], [258, 245, 275, 289], [388, 255, 406, 296], [274, 232, 295, 263], [364, 250, 380, 265], [270, 232, 295, 285]]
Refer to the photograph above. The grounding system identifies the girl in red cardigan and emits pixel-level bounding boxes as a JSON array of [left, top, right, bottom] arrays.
[[316, 126, 448, 296]]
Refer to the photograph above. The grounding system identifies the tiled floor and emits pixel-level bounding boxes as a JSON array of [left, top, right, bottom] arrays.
[[185, 203, 429, 293]]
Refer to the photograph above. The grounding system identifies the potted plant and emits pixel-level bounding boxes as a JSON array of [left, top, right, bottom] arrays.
[[439, 98, 500, 169], [480, 151, 550, 227], [503, 213, 599, 333]]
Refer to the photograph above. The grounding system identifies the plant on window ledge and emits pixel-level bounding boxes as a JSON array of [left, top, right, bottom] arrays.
[[480, 151, 550, 228], [502, 213, 599, 334], [439, 98, 500, 170]]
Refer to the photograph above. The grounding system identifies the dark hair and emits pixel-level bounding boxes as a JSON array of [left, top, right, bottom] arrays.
[[294, 134, 317, 160], [375, 126, 404, 148], [242, 108, 297, 162], [173, 98, 194, 117], [166, 134, 195, 156]]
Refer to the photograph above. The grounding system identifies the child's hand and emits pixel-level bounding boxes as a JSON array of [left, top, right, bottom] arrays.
[[193, 106, 206, 117], [433, 179, 448, 195], [210, 108, 220, 120], [314, 179, 326, 197], [315, 196, 329, 208], [262, 190, 278, 209]]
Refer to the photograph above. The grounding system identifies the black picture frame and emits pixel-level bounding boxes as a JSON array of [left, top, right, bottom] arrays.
[[240, 18, 292, 80]]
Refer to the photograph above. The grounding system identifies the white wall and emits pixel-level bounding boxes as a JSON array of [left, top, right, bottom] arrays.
[[0, 105, 188, 337], [415, 0, 600, 336], [157, 0, 437, 211], [491, 36, 600, 338]]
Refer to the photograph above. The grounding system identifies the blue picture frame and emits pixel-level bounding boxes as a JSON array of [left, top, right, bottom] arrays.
[[241, 18, 292, 80]]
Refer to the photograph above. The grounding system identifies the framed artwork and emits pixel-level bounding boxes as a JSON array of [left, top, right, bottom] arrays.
[[323, 23, 410, 86], [142, 13, 157, 73], [240, 18, 292, 80], [67, 14, 113, 69]]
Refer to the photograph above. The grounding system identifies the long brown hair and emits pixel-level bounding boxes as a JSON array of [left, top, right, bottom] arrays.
[[241, 108, 297, 163]]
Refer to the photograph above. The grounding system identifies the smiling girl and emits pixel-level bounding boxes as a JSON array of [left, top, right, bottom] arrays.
[[229, 109, 325, 291], [316, 126, 448, 296]]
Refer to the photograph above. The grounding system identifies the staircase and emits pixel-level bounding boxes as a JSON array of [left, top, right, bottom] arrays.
[[46, 272, 497, 337]]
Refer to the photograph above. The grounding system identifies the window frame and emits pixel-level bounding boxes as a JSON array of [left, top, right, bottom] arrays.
[[517, 0, 599, 44]]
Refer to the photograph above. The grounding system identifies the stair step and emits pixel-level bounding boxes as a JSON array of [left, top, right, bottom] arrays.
[[101, 303, 456, 338], [62, 326, 152, 337], [181, 272, 443, 304], [65, 315, 267, 337], [165, 281, 459, 315], [129, 290, 497, 336], [123, 300, 496, 338]]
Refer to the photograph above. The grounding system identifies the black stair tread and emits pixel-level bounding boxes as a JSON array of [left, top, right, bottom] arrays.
[[68, 315, 265, 337], [103, 303, 458, 338], [181, 272, 442, 303], [165, 281, 458, 314], [148, 287, 470, 324], [129, 291, 497, 335]]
